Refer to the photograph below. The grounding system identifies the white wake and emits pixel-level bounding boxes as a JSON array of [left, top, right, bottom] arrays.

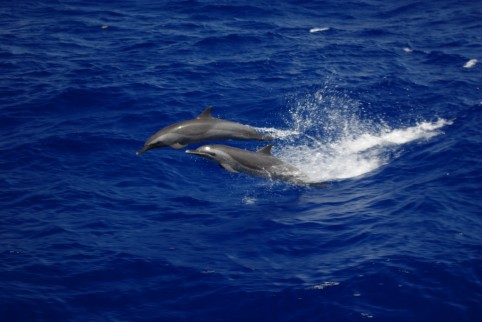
[[258, 89, 452, 183]]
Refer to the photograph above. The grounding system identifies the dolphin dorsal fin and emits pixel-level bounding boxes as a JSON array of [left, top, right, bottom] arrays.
[[257, 144, 273, 155], [197, 106, 214, 119]]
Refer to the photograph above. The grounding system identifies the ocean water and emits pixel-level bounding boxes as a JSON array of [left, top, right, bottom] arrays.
[[1, 1, 481, 321]]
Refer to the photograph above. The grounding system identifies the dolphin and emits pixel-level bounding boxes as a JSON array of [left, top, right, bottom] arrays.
[[136, 107, 272, 155], [186, 144, 325, 186]]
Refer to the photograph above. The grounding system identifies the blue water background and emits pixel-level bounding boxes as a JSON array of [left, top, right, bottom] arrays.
[[1, 1, 482, 321]]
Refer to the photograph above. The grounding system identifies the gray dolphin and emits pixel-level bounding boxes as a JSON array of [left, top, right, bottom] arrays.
[[136, 107, 272, 155], [186, 144, 325, 186]]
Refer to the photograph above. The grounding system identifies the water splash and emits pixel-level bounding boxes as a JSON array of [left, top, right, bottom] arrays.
[[259, 88, 452, 183], [257, 127, 300, 139]]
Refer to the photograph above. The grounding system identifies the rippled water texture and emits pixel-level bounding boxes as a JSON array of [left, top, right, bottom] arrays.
[[1, 1, 481, 321]]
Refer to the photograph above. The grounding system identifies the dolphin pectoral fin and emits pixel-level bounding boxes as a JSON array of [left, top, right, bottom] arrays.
[[170, 143, 188, 149], [197, 106, 214, 119], [220, 163, 239, 173]]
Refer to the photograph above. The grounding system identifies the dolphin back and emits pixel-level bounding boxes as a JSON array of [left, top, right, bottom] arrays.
[[137, 107, 273, 154], [212, 120, 273, 141]]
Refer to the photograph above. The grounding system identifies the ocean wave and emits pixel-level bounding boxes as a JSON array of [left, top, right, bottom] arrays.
[[1, 1, 481, 321]]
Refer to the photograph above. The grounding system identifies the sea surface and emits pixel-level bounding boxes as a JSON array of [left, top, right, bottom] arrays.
[[1, 1, 481, 321]]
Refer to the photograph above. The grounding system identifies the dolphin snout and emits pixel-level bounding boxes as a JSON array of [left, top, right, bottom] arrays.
[[136, 146, 150, 155], [186, 149, 214, 158], [186, 149, 202, 156]]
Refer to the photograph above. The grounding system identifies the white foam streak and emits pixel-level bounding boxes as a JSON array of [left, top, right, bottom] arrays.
[[463, 58, 477, 68], [272, 90, 451, 183], [339, 118, 451, 154], [310, 27, 330, 33], [256, 127, 300, 139]]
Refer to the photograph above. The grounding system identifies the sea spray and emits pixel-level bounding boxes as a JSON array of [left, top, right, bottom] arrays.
[[258, 88, 452, 183]]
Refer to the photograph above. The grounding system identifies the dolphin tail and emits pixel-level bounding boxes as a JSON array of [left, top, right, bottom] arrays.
[[261, 134, 275, 141]]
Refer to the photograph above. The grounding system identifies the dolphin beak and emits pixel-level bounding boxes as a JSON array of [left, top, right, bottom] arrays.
[[186, 150, 210, 157], [136, 146, 150, 155]]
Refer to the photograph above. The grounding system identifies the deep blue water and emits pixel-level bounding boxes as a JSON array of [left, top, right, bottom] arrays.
[[1, 1, 482, 321]]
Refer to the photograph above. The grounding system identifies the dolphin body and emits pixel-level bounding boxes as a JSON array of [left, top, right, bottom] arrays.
[[136, 107, 272, 155], [186, 144, 323, 186]]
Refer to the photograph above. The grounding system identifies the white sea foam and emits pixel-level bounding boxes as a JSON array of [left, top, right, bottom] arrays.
[[257, 127, 300, 139], [463, 58, 477, 68], [242, 196, 257, 205], [311, 281, 340, 290], [261, 89, 451, 183], [310, 27, 330, 33], [338, 118, 451, 154]]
